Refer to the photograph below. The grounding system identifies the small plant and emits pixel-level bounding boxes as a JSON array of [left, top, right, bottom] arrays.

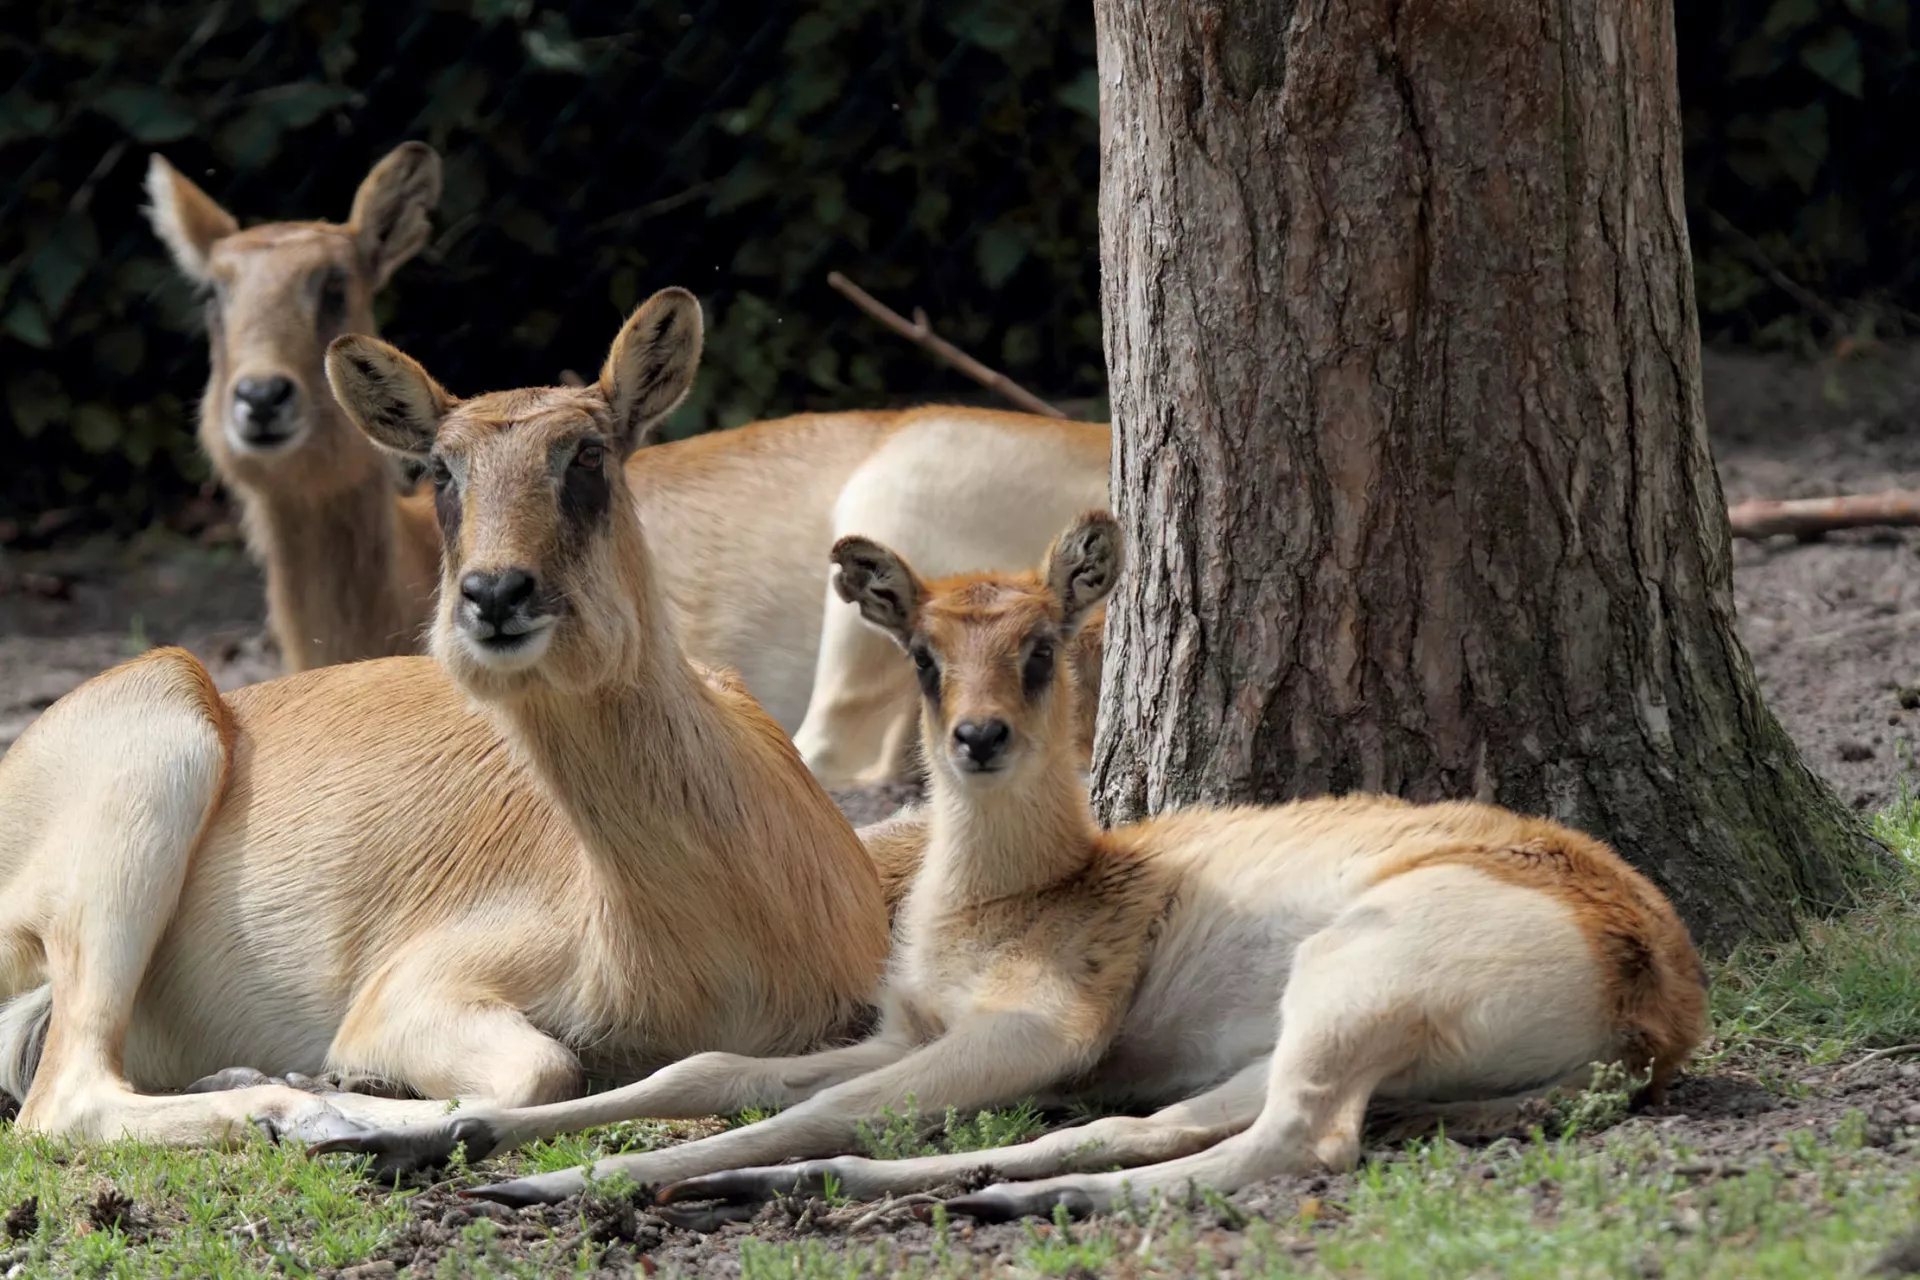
[[1548, 1061, 1647, 1139]]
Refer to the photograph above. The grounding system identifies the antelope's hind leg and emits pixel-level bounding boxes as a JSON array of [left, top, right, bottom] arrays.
[[945, 868, 1616, 1221], [0, 652, 352, 1144]]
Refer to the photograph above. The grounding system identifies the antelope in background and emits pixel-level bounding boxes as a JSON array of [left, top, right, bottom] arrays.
[[145, 143, 1109, 786], [311, 513, 1707, 1221], [0, 289, 891, 1146]]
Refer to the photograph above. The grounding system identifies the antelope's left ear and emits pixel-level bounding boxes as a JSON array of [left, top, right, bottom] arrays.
[[325, 335, 458, 459], [347, 142, 442, 287], [1045, 511, 1124, 631], [598, 288, 704, 453]]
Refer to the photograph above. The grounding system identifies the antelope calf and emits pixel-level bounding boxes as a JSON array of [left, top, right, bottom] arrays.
[[146, 145, 1108, 783], [0, 290, 889, 1146], [313, 513, 1707, 1220]]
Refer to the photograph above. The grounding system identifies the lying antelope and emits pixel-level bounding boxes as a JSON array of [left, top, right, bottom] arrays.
[[146, 144, 1109, 785], [312, 512, 1707, 1219], [0, 289, 891, 1145]]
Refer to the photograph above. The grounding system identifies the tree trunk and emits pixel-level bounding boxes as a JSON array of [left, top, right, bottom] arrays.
[[1088, 0, 1881, 948]]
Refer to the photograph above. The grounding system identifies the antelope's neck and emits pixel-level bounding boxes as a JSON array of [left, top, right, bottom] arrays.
[[242, 463, 430, 671], [921, 748, 1098, 906], [493, 544, 747, 904]]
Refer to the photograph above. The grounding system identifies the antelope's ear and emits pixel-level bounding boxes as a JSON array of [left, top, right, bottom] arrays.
[[830, 536, 924, 648], [144, 155, 238, 284], [598, 287, 704, 453], [347, 142, 442, 287], [1045, 511, 1124, 631], [325, 335, 457, 459]]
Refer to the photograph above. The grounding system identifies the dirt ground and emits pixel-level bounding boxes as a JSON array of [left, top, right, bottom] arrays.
[[4, 344, 1920, 1273], [311, 1055, 1920, 1277]]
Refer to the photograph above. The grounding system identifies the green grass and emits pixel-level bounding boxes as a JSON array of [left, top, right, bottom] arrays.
[[5, 801, 1920, 1276], [1708, 787, 1920, 1064], [735, 1122, 1920, 1279]]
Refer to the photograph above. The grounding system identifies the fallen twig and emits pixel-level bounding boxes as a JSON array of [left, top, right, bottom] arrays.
[[1727, 491, 1920, 540], [827, 272, 1067, 419], [1834, 1043, 1920, 1077]]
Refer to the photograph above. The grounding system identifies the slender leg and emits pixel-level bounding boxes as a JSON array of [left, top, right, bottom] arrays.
[[661, 1055, 1272, 1206], [943, 871, 1613, 1221], [310, 1035, 915, 1176], [462, 1010, 1088, 1206]]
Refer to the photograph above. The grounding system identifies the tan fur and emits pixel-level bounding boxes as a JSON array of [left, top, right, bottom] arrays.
[[0, 293, 889, 1146], [144, 147, 1110, 782], [316, 514, 1706, 1220]]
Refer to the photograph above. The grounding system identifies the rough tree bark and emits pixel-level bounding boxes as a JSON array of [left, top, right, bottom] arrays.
[[1088, 0, 1881, 947]]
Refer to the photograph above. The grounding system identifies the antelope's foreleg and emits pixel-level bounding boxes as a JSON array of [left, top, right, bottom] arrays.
[[465, 1010, 1088, 1206], [311, 1035, 913, 1178]]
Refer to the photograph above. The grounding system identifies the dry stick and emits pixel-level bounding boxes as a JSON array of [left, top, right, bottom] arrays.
[[1833, 1043, 1920, 1077], [1726, 491, 1920, 539], [827, 272, 1068, 419]]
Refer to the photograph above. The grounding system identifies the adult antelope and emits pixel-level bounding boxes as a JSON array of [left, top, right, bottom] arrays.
[[0, 289, 890, 1145], [313, 513, 1707, 1219], [145, 144, 1109, 784]]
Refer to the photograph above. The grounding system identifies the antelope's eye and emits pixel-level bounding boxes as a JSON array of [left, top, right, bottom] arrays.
[[574, 442, 606, 471], [909, 644, 941, 698], [1022, 641, 1056, 697], [316, 270, 349, 328]]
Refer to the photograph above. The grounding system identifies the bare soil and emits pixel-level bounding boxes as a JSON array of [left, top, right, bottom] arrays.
[[4, 345, 1920, 1273]]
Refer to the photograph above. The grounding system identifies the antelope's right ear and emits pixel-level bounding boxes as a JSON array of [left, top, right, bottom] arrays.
[[325, 335, 457, 459], [1045, 511, 1124, 631], [830, 536, 923, 648], [144, 155, 238, 284]]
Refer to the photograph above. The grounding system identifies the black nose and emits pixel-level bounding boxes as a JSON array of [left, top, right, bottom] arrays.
[[952, 719, 1012, 766], [232, 376, 297, 430], [461, 569, 537, 631]]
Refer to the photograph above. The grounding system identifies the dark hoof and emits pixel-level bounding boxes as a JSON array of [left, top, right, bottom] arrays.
[[307, 1115, 498, 1180], [656, 1162, 829, 1206], [943, 1186, 1096, 1223], [185, 1066, 279, 1094], [461, 1167, 583, 1207]]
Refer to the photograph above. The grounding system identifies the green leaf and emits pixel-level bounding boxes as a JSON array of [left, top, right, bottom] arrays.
[[216, 111, 284, 168], [1800, 28, 1864, 98], [1001, 323, 1040, 368], [29, 214, 98, 320], [0, 91, 57, 148], [250, 82, 359, 128], [6, 372, 69, 440], [805, 346, 841, 391], [92, 85, 197, 143], [975, 226, 1030, 289], [497, 206, 557, 254], [1054, 68, 1099, 119], [1727, 34, 1790, 80], [523, 14, 589, 74], [1764, 103, 1829, 193], [609, 266, 637, 315], [1843, 0, 1908, 36], [73, 403, 122, 454], [96, 327, 147, 378], [1762, 0, 1820, 37]]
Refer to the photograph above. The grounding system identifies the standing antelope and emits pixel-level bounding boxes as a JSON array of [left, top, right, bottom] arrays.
[[145, 144, 1109, 784], [0, 289, 890, 1146], [312, 513, 1707, 1220]]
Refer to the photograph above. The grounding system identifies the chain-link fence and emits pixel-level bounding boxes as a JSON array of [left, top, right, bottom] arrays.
[[0, 0, 1104, 529], [3, 0, 1917, 531]]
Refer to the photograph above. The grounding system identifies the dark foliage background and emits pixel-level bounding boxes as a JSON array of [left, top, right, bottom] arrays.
[[0, 0, 1913, 528]]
